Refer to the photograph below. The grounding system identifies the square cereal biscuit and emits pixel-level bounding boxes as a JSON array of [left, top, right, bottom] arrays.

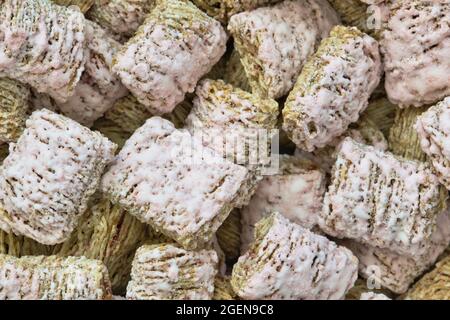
[[0, 109, 116, 245], [100, 116, 251, 250]]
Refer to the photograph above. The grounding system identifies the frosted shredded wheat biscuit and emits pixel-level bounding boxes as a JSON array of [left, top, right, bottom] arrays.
[[186, 79, 278, 169], [231, 213, 358, 300], [0, 109, 117, 245], [112, 0, 227, 114], [53, 21, 128, 127], [415, 97, 450, 189], [100, 116, 251, 250], [0, 0, 86, 103], [227, 0, 339, 99], [319, 138, 447, 260], [282, 26, 382, 152], [0, 254, 112, 300], [382, 0, 450, 107], [126, 244, 218, 300]]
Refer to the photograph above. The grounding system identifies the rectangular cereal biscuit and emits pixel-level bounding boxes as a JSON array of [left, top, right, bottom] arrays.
[[319, 138, 446, 260], [0, 0, 86, 103], [112, 0, 227, 114], [126, 244, 218, 300], [0, 109, 116, 245], [282, 26, 382, 152], [0, 254, 112, 300], [228, 0, 339, 99], [100, 116, 251, 250], [231, 213, 358, 300]]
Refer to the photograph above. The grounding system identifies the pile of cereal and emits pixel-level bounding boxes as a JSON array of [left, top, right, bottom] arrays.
[[0, 0, 449, 300]]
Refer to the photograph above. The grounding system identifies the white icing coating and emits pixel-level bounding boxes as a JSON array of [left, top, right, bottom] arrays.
[[382, 0, 450, 107], [228, 0, 339, 99], [0, 0, 86, 103], [360, 292, 391, 300], [0, 254, 112, 300], [240, 155, 326, 253], [415, 97, 450, 189], [232, 213, 358, 300], [320, 138, 446, 260], [283, 26, 382, 152], [100, 116, 250, 250], [54, 21, 128, 127], [112, 0, 227, 114], [343, 208, 450, 294], [126, 244, 218, 300], [0, 109, 116, 245]]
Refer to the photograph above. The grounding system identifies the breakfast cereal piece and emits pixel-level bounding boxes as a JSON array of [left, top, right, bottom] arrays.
[[240, 156, 326, 252], [404, 256, 450, 300], [112, 0, 227, 114], [382, 0, 450, 107], [0, 109, 116, 245], [216, 209, 241, 262], [0, 78, 30, 143], [87, 0, 155, 40], [54, 21, 128, 127], [228, 0, 339, 99], [319, 138, 446, 260], [0, 254, 112, 300], [415, 98, 450, 189], [52, 196, 148, 294], [213, 275, 239, 300], [186, 79, 278, 168], [231, 213, 358, 300], [126, 244, 218, 300], [223, 50, 251, 93], [52, 0, 94, 12], [191, 0, 283, 24], [0, 0, 86, 103], [360, 292, 391, 300], [388, 106, 428, 162], [361, 97, 397, 137], [100, 116, 251, 250], [283, 26, 382, 152], [343, 207, 450, 294]]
